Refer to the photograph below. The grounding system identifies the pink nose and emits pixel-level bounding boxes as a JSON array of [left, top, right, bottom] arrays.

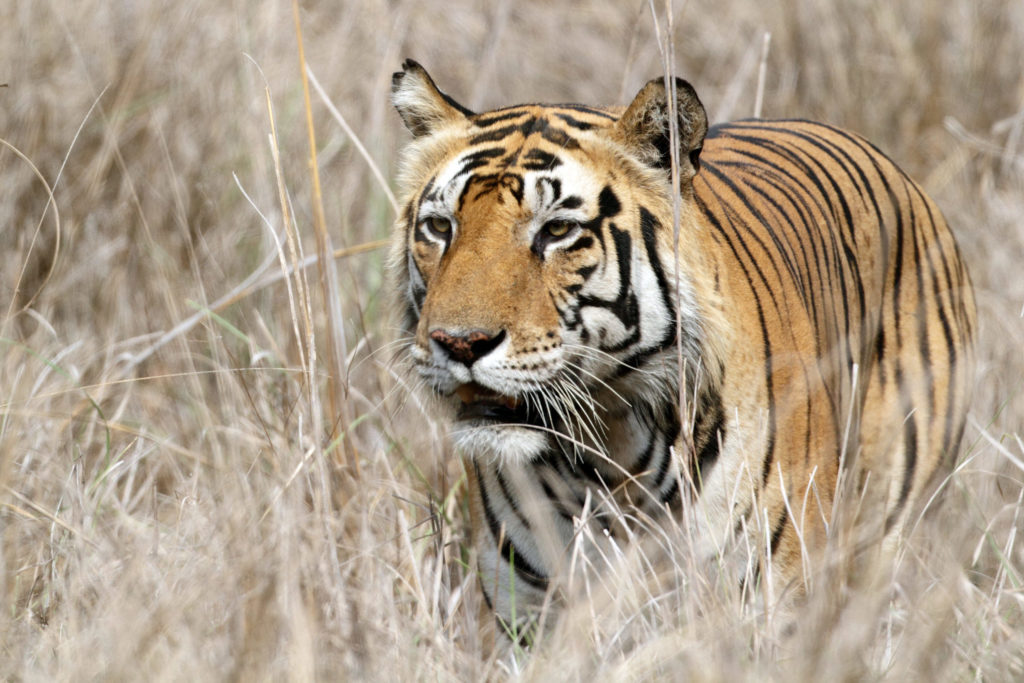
[[429, 329, 505, 366]]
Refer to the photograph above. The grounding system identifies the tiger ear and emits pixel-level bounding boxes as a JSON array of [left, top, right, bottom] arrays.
[[613, 77, 708, 182], [392, 59, 475, 137]]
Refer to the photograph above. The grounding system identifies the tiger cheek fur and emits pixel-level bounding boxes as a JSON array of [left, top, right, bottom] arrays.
[[389, 59, 976, 640]]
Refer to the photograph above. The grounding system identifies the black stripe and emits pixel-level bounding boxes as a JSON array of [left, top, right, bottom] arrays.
[[540, 125, 580, 150], [474, 462, 549, 589], [577, 223, 640, 352], [473, 109, 529, 128], [494, 470, 534, 532], [649, 433, 676, 494], [695, 183, 778, 487], [522, 148, 562, 171], [469, 125, 521, 145], [692, 382, 725, 487], [456, 147, 506, 175], [911, 184, 961, 466], [552, 103, 616, 119], [598, 186, 621, 218], [769, 508, 788, 556], [564, 235, 595, 255], [627, 419, 658, 477], [660, 477, 681, 506], [554, 112, 596, 130]]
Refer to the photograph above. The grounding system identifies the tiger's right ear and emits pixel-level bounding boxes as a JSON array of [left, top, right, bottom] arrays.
[[392, 60, 475, 137]]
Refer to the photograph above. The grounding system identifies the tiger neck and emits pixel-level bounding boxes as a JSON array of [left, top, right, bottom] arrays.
[[522, 343, 726, 515]]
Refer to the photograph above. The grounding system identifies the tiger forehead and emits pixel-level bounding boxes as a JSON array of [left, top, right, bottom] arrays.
[[469, 103, 618, 139], [459, 105, 615, 172], [419, 106, 614, 215]]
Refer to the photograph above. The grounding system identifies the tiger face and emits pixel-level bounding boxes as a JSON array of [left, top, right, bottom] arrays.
[[392, 61, 709, 465]]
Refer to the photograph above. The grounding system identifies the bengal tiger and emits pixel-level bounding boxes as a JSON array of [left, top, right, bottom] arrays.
[[389, 59, 976, 639]]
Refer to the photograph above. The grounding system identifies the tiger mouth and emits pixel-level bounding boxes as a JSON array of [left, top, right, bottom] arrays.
[[453, 382, 532, 424]]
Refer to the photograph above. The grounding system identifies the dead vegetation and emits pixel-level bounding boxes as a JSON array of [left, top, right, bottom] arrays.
[[1, 0, 1022, 678]]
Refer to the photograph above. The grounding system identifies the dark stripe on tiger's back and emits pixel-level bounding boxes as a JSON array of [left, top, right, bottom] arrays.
[[892, 190, 931, 521], [704, 156, 815, 310], [725, 133, 865, 420], [699, 162, 793, 321], [878, 169, 917, 532], [722, 131, 854, 311], [694, 187, 778, 488], [761, 127, 868, 338], [710, 145, 830, 309]]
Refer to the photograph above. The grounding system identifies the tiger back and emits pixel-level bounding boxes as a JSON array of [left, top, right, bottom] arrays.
[[389, 60, 976, 638]]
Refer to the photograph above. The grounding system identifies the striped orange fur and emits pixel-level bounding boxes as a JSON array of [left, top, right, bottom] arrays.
[[390, 60, 976, 639]]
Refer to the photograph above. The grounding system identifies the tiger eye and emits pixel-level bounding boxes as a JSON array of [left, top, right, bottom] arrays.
[[426, 216, 451, 235], [544, 220, 574, 238]]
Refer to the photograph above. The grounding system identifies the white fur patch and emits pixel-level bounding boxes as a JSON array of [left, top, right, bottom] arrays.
[[450, 423, 550, 466]]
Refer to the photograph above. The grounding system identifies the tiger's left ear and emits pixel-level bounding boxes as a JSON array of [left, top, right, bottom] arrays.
[[392, 59, 475, 137], [613, 77, 708, 184]]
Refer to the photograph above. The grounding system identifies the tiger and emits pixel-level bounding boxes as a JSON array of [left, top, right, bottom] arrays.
[[389, 59, 976, 640]]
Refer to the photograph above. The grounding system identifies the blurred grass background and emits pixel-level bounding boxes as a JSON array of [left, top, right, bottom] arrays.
[[2, 0, 1022, 678]]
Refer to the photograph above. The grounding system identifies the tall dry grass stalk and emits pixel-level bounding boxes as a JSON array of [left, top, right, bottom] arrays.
[[2, 0, 1022, 678]]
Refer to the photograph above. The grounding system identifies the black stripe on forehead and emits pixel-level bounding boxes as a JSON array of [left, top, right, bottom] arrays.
[[552, 103, 617, 119], [467, 172, 525, 204], [470, 125, 521, 145], [539, 124, 580, 150], [456, 147, 506, 175], [522, 149, 561, 171], [472, 102, 614, 128], [554, 113, 596, 130], [436, 117, 588, 210], [472, 109, 530, 128], [467, 116, 581, 150]]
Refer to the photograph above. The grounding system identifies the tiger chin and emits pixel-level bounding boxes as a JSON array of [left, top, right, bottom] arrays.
[[389, 59, 976, 641]]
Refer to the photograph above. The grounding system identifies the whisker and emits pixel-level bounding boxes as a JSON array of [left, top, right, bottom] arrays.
[[562, 343, 660, 376], [557, 375, 603, 441], [562, 357, 630, 409]]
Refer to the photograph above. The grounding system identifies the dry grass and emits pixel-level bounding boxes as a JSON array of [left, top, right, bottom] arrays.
[[2, 0, 1023, 679]]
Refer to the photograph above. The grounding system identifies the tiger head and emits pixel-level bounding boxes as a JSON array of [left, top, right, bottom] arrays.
[[390, 60, 715, 465]]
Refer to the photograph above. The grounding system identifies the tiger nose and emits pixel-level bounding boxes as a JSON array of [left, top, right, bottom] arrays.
[[429, 329, 506, 366]]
